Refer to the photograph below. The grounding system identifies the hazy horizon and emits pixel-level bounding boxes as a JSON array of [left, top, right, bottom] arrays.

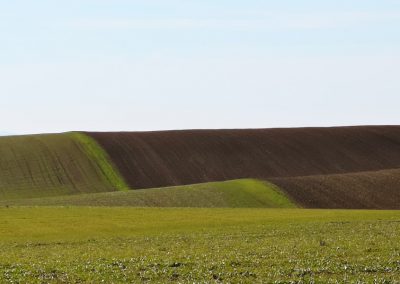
[[3, 124, 400, 137], [2, 0, 399, 135]]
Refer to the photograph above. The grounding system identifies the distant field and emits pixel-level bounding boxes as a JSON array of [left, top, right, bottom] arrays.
[[84, 126, 400, 209], [0, 207, 399, 283], [0, 179, 296, 208], [1, 126, 400, 209], [0, 133, 126, 200], [87, 126, 400, 189], [272, 169, 400, 209]]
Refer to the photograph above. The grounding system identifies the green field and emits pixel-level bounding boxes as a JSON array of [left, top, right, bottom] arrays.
[[0, 207, 399, 283], [0, 133, 122, 200], [0, 179, 296, 208]]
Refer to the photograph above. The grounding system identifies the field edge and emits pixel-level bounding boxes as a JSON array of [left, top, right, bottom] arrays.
[[69, 132, 130, 192]]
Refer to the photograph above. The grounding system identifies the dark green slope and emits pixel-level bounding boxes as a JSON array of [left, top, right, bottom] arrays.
[[0, 133, 127, 200]]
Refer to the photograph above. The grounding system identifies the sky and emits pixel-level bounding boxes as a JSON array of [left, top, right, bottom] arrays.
[[1, 0, 400, 135]]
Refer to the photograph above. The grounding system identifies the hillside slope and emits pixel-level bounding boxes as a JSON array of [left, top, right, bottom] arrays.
[[270, 168, 400, 209], [0, 133, 126, 200], [87, 126, 400, 189], [1, 126, 400, 209], [0, 179, 297, 208]]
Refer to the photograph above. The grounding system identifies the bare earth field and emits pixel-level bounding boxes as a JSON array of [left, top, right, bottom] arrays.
[[271, 168, 400, 209], [87, 126, 400, 189]]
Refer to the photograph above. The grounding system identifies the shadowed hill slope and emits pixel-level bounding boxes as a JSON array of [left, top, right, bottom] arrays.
[[87, 126, 400, 189], [270, 169, 400, 209], [0, 179, 297, 208], [0, 133, 126, 200]]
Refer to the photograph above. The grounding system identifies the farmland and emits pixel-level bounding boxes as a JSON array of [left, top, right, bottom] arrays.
[[85, 126, 400, 209], [0, 179, 296, 208], [3, 0, 399, 282], [271, 168, 400, 209], [0, 133, 122, 200], [0, 126, 399, 282], [0, 207, 399, 283], [87, 126, 400, 189], [1, 126, 400, 209]]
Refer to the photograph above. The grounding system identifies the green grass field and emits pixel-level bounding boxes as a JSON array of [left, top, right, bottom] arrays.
[[0, 207, 399, 283], [0, 133, 121, 200], [0, 179, 296, 208]]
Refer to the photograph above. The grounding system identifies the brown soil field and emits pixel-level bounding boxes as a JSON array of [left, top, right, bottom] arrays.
[[270, 169, 400, 209], [87, 126, 400, 189]]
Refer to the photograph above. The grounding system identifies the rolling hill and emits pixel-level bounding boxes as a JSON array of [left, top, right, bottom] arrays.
[[271, 168, 400, 209], [0, 126, 399, 209], [0, 179, 296, 208], [87, 126, 400, 188], [0, 133, 127, 200]]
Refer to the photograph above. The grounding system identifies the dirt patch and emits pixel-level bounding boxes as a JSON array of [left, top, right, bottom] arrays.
[[270, 168, 400, 209]]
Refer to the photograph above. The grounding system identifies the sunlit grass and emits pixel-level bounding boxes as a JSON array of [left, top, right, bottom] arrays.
[[0, 179, 296, 208], [0, 207, 399, 283]]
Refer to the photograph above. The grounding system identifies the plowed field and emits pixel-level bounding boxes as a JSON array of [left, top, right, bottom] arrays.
[[87, 126, 400, 188]]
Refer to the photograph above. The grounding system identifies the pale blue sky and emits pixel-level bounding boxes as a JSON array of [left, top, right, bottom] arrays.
[[1, 0, 400, 134]]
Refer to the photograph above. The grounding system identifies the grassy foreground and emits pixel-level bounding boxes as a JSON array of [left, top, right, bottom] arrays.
[[0, 179, 296, 208], [0, 207, 399, 283]]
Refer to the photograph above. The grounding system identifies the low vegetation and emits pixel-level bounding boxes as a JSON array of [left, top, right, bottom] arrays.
[[0, 133, 118, 200], [70, 132, 129, 192], [0, 207, 399, 283], [0, 179, 296, 208]]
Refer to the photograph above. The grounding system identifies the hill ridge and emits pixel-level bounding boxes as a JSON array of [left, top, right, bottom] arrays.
[[0, 133, 125, 200], [1, 126, 400, 209]]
